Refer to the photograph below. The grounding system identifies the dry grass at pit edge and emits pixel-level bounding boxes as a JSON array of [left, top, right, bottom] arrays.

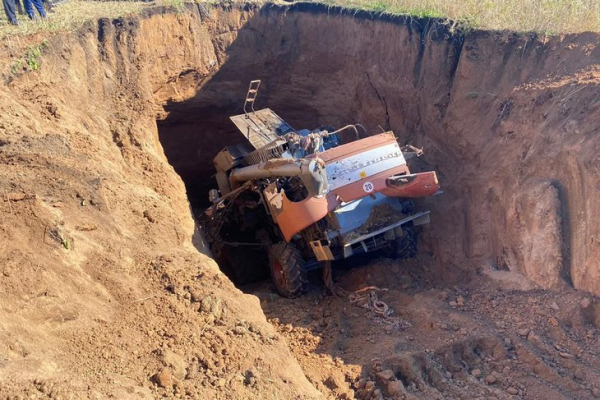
[[1, 0, 596, 83], [0, 0, 598, 48], [301, 0, 600, 35], [0, 0, 176, 41]]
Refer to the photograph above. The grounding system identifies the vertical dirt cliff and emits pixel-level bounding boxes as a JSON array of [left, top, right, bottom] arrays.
[[157, 3, 599, 294]]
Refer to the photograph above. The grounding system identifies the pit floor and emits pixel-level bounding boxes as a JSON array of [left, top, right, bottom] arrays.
[[246, 255, 600, 400]]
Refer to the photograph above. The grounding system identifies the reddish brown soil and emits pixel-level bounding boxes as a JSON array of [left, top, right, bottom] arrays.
[[257, 257, 600, 399], [0, 6, 319, 399], [158, 4, 600, 295], [0, 3, 598, 400]]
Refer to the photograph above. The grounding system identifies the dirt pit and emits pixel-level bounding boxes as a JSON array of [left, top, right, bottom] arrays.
[[156, 3, 600, 399], [1, 2, 600, 400], [153, 4, 600, 398], [156, 2, 600, 296]]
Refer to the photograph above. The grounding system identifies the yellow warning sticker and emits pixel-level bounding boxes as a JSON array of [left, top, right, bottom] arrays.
[[359, 171, 367, 179]]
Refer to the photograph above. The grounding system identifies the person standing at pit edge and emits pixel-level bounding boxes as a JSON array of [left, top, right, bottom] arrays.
[[3, 0, 19, 25], [23, 0, 46, 20]]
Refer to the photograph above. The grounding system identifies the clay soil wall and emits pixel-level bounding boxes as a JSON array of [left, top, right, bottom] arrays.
[[158, 3, 600, 293]]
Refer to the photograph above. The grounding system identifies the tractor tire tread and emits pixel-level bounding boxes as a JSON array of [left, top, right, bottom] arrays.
[[395, 226, 418, 259], [269, 242, 307, 298]]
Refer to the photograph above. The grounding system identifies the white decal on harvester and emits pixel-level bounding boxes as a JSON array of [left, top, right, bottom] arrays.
[[363, 182, 374, 193], [325, 142, 406, 190]]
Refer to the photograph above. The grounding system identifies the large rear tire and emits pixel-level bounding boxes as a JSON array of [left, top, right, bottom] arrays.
[[394, 225, 417, 259], [212, 243, 268, 285], [269, 242, 307, 298]]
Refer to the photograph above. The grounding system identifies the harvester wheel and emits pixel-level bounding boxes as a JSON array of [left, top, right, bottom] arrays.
[[394, 226, 417, 259], [268, 242, 307, 298], [212, 243, 268, 285]]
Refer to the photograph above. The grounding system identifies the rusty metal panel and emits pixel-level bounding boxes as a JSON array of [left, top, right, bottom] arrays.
[[309, 240, 335, 261], [230, 109, 295, 149], [381, 171, 440, 198], [264, 182, 330, 242]]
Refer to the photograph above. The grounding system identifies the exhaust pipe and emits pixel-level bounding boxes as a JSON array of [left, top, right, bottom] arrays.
[[230, 158, 329, 197]]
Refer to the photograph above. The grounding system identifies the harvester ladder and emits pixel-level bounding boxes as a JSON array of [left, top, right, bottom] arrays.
[[243, 80, 261, 116]]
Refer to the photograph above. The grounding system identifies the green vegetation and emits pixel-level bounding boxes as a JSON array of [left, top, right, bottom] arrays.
[[165, 0, 186, 6], [25, 39, 48, 70], [10, 59, 23, 75], [9, 39, 48, 75], [306, 0, 600, 34], [0, 0, 598, 39]]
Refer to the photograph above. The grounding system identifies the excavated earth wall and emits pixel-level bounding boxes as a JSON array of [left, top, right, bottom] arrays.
[[157, 4, 600, 293], [0, 2, 598, 398]]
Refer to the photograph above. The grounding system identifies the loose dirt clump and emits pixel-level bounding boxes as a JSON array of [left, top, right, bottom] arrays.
[[359, 204, 406, 235]]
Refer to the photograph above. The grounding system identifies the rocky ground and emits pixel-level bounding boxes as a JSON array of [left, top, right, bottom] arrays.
[[252, 254, 600, 400]]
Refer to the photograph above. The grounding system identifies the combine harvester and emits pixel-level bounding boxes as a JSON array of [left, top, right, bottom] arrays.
[[202, 80, 440, 297]]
